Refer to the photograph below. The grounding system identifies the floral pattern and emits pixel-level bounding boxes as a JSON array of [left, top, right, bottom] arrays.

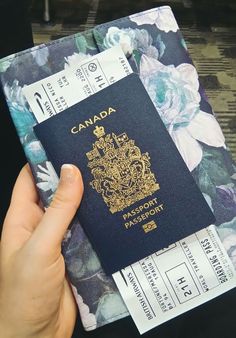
[[36, 161, 59, 201], [130, 6, 179, 33], [31, 45, 50, 67], [102, 27, 165, 60], [139, 55, 225, 171], [71, 285, 97, 330], [0, 5, 236, 331]]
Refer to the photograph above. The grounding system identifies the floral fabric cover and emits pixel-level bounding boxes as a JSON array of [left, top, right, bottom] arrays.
[[0, 5, 236, 331]]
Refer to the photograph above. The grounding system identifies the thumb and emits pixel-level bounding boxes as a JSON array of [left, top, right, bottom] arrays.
[[31, 164, 83, 256]]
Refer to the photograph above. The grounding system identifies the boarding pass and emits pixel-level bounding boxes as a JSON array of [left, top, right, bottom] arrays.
[[113, 225, 236, 334], [22, 45, 132, 122]]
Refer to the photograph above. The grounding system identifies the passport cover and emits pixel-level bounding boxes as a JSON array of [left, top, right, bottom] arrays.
[[34, 74, 215, 274], [0, 5, 236, 331]]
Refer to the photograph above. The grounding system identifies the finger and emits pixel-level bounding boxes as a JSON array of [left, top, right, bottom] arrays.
[[10, 163, 40, 206], [1, 164, 44, 252], [30, 164, 83, 257]]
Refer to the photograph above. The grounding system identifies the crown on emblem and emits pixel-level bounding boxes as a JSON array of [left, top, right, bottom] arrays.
[[93, 125, 105, 138]]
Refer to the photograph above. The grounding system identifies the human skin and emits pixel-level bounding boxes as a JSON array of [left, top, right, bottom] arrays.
[[0, 164, 84, 338]]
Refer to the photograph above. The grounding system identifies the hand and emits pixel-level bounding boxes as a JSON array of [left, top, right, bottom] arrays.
[[0, 164, 84, 338]]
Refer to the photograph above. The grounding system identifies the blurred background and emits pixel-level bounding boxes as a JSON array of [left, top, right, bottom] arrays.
[[29, 0, 236, 161]]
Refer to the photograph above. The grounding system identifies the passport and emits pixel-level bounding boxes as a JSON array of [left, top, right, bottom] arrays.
[[34, 74, 215, 274]]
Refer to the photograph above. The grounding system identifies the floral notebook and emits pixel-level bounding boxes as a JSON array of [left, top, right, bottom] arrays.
[[0, 6, 236, 331]]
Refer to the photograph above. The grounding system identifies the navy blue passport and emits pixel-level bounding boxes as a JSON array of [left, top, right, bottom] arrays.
[[34, 74, 215, 274]]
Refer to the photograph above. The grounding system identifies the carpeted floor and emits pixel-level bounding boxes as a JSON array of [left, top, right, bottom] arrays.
[[30, 0, 236, 160]]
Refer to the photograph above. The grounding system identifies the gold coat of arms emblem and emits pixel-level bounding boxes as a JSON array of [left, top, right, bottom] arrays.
[[86, 126, 160, 213]]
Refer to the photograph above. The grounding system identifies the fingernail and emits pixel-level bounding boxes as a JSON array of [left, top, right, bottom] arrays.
[[60, 164, 76, 184]]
